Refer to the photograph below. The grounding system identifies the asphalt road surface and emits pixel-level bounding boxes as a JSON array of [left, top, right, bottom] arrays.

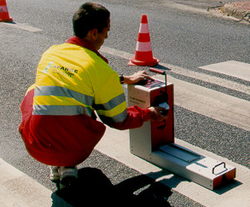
[[0, 0, 249, 206]]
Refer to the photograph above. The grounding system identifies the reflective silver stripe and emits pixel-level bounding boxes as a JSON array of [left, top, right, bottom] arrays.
[[33, 105, 93, 116], [34, 86, 94, 106], [94, 93, 126, 111], [99, 108, 127, 125]]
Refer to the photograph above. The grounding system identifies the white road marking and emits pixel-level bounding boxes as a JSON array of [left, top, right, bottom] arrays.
[[0, 158, 52, 207], [101, 46, 132, 60], [165, 2, 209, 15], [164, 62, 250, 95], [1, 22, 42, 32], [101, 46, 250, 95], [156, 74, 250, 131], [101, 46, 250, 131], [199, 60, 250, 82], [95, 126, 250, 207]]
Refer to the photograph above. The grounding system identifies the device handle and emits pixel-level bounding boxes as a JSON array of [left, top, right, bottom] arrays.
[[212, 162, 227, 174], [149, 68, 166, 75]]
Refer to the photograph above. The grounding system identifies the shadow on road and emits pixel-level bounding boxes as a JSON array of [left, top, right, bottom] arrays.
[[51, 167, 172, 207]]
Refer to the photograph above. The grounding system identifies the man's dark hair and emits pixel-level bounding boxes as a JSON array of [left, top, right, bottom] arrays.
[[73, 2, 110, 39]]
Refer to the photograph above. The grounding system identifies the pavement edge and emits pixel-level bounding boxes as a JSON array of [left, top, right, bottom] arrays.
[[220, 2, 250, 23]]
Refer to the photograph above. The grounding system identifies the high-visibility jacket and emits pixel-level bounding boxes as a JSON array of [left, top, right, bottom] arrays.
[[19, 37, 151, 166]]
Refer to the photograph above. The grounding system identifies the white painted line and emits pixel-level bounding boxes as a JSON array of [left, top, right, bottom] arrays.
[[199, 60, 250, 82], [101, 46, 132, 60], [95, 126, 250, 207], [100, 46, 250, 95], [161, 62, 250, 95], [1, 22, 42, 32], [155, 75, 250, 131], [166, 2, 209, 15], [0, 158, 52, 207], [101, 46, 250, 131]]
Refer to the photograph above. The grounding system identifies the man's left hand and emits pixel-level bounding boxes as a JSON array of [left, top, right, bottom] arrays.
[[123, 71, 154, 84]]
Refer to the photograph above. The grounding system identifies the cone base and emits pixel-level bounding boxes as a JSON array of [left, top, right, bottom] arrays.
[[128, 56, 159, 67], [0, 17, 13, 22]]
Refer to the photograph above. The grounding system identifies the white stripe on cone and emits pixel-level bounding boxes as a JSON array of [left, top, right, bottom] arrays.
[[139, 23, 149, 33], [136, 41, 152, 52]]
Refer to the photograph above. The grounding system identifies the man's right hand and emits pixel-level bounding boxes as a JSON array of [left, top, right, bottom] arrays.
[[148, 106, 169, 122]]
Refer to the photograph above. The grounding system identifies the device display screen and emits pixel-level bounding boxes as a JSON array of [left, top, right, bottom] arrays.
[[143, 80, 164, 89]]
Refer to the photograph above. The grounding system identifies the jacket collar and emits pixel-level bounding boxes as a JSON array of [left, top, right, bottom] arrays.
[[66, 36, 109, 64]]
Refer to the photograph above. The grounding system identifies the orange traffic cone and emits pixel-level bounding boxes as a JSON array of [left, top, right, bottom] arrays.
[[0, 0, 13, 22], [128, 14, 159, 66]]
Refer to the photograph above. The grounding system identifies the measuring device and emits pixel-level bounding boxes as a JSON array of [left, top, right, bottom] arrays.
[[128, 68, 236, 190]]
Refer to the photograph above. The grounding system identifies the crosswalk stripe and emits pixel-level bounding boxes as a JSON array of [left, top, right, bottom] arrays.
[[101, 46, 250, 131], [156, 74, 250, 131], [199, 60, 250, 82], [0, 159, 52, 207], [162, 62, 250, 95], [101, 46, 250, 96]]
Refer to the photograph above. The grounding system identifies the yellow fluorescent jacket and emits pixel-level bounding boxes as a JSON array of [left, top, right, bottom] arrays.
[[33, 42, 127, 124], [19, 37, 151, 166]]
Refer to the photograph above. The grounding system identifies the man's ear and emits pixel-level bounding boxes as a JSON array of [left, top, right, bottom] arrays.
[[91, 29, 99, 40]]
